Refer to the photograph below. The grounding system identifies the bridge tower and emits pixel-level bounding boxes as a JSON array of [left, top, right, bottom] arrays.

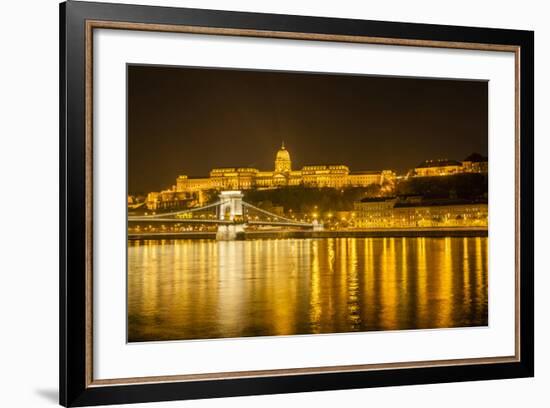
[[218, 191, 244, 221], [217, 191, 245, 240]]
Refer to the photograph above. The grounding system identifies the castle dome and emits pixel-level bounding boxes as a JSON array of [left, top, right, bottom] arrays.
[[274, 141, 292, 173], [276, 144, 290, 162]]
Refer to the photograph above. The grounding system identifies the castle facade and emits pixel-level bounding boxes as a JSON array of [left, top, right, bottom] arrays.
[[175, 143, 396, 193]]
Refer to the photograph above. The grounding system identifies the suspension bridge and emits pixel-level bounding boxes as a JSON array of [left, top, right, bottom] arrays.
[[128, 191, 323, 240]]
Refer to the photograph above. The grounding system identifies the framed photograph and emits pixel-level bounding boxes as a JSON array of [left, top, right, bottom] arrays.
[[60, 1, 534, 406]]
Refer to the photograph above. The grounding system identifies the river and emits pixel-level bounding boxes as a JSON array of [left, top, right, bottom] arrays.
[[128, 237, 488, 342]]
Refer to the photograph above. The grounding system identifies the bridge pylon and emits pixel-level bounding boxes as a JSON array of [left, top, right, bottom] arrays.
[[216, 224, 246, 241], [218, 191, 244, 221], [216, 191, 245, 240]]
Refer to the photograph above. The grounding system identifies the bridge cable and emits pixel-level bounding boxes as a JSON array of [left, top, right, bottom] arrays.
[[241, 201, 312, 226], [128, 200, 222, 219]]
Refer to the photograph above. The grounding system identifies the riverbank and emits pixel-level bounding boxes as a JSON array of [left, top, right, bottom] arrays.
[[128, 227, 487, 240]]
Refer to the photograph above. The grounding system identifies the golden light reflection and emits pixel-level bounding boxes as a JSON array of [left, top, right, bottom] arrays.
[[127, 237, 488, 342], [437, 237, 454, 328], [347, 238, 360, 329], [309, 240, 322, 333], [416, 237, 428, 327], [380, 238, 398, 329], [475, 237, 486, 316], [361, 238, 375, 329], [401, 237, 408, 299], [462, 237, 471, 315], [271, 240, 299, 335]]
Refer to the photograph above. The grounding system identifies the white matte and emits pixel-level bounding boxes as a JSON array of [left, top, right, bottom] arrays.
[[93, 29, 516, 380]]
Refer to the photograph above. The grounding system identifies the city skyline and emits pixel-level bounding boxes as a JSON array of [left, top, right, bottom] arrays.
[[128, 65, 488, 194]]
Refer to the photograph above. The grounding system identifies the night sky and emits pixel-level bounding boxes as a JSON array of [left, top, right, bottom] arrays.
[[128, 65, 487, 194]]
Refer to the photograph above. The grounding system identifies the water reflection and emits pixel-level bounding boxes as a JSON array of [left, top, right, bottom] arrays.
[[128, 237, 488, 342]]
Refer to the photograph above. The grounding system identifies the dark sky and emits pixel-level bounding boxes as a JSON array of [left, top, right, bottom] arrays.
[[128, 65, 487, 194]]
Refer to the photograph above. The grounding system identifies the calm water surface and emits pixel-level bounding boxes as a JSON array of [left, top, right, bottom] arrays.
[[128, 237, 488, 342]]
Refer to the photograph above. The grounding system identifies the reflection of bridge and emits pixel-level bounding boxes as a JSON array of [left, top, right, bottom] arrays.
[[128, 191, 322, 240]]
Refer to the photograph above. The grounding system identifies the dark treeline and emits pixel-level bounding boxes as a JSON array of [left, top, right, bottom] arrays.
[[244, 187, 371, 213], [396, 173, 488, 200]]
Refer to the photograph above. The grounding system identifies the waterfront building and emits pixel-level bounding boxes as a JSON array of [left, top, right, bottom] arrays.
[[352, 197, 398, 227], [353, 196, 488, 228]]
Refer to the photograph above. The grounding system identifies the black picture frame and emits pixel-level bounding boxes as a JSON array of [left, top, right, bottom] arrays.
[[60, 1, 534, 406]]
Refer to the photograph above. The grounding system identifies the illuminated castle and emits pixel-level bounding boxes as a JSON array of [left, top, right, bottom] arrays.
[[174, 142, 396, 193]]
